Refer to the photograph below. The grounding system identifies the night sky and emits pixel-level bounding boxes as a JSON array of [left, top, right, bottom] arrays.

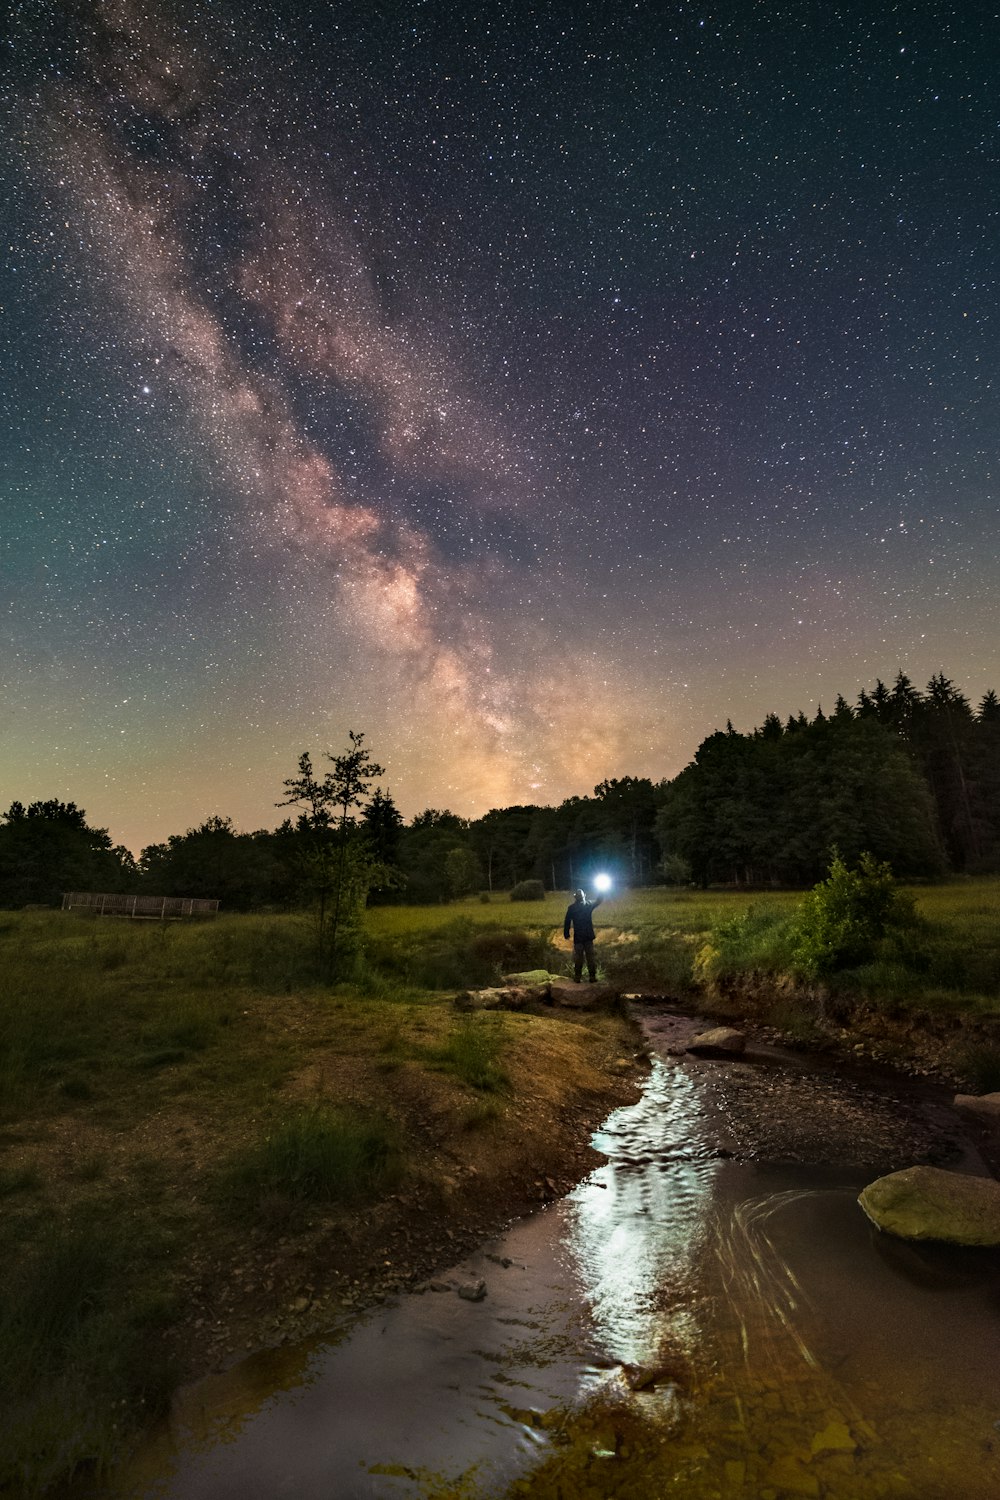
[[3, 1, 998, 853]]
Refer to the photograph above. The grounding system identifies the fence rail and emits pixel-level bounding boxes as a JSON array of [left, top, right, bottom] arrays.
[[62, 892, 220, 919]]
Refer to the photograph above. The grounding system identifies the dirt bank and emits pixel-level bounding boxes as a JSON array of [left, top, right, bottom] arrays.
[[162, 979, 1000, 1384], [157, 1005, 646, 1384]]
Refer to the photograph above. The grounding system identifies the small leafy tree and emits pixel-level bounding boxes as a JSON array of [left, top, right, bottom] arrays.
[[278, 733, 387, 977], [444, 846, 481, 900], [791, 850, 919, 979], [659, 852, 692, 886]]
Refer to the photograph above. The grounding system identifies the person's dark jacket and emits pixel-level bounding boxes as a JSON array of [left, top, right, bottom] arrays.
[[563, 897, 602, 943]]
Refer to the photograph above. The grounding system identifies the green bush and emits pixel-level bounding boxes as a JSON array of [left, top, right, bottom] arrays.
[[510, 880, 545, 902], [468, 927, 549, 979], [0, 1200, 178, 1495], [791, 852, 921, 980]]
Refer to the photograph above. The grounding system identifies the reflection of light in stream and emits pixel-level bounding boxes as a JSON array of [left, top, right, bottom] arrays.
[[714, 1188, 824, 1372], [567, 1059, 719, 1370]]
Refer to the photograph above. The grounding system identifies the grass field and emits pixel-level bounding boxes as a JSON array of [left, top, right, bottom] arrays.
[[1, 878, 998, 1493]]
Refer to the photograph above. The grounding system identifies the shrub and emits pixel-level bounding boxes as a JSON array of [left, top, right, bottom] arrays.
[[659, 853, 692, 886], [510, 880, 545, 902], [468, 927, 548, 980], [790, 852, 921, 980]]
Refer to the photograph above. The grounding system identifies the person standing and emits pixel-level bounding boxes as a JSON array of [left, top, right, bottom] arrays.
[[563, 888, 603, 982]]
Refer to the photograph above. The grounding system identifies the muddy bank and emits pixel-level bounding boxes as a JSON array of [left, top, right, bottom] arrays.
[[700, 969, 1000, 1079]]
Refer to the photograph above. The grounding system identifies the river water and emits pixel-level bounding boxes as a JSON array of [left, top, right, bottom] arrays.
[[113, 1012, 1000, 1500]]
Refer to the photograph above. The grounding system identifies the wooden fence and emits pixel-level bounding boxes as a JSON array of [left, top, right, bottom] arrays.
[[61, 892, 220, 919]]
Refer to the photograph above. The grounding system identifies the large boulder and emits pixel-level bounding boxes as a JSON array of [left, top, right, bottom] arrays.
[[858, 1165, 1000, 1246], [686, 1026, 746, 1057], [954, 1092, 1000, 1126]]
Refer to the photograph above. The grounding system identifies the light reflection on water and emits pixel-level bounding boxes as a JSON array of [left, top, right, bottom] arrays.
[[104, 1043, 1000, 1500], [567, 1059, 718, 1373]]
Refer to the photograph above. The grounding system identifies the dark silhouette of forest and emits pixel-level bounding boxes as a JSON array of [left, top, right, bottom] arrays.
[[2, 671, 998, 909]]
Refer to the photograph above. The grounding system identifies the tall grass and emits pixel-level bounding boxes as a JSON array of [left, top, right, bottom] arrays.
[[220, 1105, 402, 1218], [364, 916, 553, 989], [0, 1199, 178, 1496], [0, 912, 326, 1119], [687, 879, 1000, 1017], [430, 1015, 510, 1092]]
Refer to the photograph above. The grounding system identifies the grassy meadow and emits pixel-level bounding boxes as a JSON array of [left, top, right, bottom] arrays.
[[1, 879, 999, 1492]]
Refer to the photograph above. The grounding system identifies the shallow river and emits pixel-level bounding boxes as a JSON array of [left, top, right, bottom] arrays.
[[115, 1012, 1000, 1500]]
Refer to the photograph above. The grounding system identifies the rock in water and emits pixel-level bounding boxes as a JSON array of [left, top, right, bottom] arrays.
[[858, 1165, 1000, 1246], [686, 1026, 746, 1057], [954, 1092, 1000, 1125]]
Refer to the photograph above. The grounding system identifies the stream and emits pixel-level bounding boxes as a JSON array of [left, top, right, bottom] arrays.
[[112, 1009, 1000, 1499]]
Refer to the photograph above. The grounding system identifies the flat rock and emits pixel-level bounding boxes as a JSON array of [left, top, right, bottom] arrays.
[[502, 970, 562, 986], [548, 981, 617, 1009], [858, 1165, 1000, 1246], [954, 1092, 1000, 1124], [686, 1026, 746, 1056]]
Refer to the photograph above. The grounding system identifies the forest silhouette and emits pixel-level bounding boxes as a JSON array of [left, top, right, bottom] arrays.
[[2, 671, 998, 910]]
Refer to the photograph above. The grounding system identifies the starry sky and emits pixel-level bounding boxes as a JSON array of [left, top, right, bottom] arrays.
[[3, 0, 998, 853]]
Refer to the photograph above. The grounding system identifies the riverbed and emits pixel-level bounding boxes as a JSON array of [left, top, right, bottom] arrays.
[[109, 1007, 1000, 1499]]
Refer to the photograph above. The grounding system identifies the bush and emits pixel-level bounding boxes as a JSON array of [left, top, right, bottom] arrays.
[[468, 927, 549, 980], [791, 852, 921, 980], [510, 880, 545, 902]]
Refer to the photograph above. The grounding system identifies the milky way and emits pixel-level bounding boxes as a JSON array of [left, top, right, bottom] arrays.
[[3, 1, 998, 850]]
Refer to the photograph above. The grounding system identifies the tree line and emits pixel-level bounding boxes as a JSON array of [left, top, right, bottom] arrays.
[[1, 670, 998, 911]]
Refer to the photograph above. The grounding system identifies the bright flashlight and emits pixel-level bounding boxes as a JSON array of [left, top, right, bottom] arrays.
[[593, 873, 612, 893]]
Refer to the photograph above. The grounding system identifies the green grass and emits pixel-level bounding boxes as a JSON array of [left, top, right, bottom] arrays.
[[0, 912, 323, 1121], [365, 882, 1000, 1015], [590, 879, 1000, 1018], [363, 914, 554, 989], [429, 1014, 510, 1092], [220, 1104, 402, 1219], [0, 1196, 180, 1496]]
